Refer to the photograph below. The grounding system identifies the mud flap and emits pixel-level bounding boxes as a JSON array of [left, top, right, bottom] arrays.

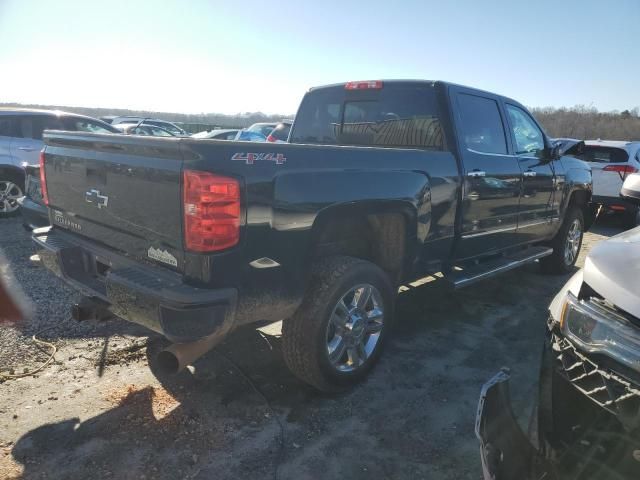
[[476, 369, 555, 480]]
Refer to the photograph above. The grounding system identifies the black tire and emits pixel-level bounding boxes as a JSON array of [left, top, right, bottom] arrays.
[[623, 206, 640, 230], [0, 172, 24, 218], [540, 207, 584, 274], [282, 256, 394, 392]]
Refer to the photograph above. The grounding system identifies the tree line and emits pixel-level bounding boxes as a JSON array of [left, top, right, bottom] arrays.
[[532, 106, 640, 141]]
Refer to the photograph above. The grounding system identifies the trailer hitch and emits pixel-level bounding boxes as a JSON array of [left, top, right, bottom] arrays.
[[71, 296, 114, 322]]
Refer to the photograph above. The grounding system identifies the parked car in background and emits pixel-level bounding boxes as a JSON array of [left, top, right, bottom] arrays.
[[233, 129, 267, 142], [266, 122, 292, 143], [476, 173, 640, 480], [191, 129, 240, 140], [246, 122, 279, 137], [111, 116, 187, 136], [577, 140, 640, 227], [0, 109, 118, 217], [34, 79, 593, 392], [115, 123, 176, 137], [18, 164, 48, 229], [99, 115, 117, 124]]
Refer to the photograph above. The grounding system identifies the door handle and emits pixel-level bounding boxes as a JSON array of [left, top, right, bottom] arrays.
[[467, 170, 486, 177], [468, 192, 480, 200], [17, 147, 36, 152], [523, 170, 537, 177]]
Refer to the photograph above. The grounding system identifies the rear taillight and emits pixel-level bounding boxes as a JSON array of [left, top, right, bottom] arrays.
[[603, 165, 637, 174], [266, 134, 276, 142], [39, 151, 49, 205], [183, 170, 240, 252], [345, 80, 383, 90]]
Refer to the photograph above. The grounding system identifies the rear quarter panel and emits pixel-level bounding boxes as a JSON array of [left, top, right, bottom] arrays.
[[180, 139, 460, 323]]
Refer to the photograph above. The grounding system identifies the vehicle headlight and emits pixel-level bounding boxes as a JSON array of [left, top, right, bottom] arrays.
[[561, 293, 640, 373]]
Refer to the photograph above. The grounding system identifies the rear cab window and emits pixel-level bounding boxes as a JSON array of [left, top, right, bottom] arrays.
[[290, 82, 445, 150]]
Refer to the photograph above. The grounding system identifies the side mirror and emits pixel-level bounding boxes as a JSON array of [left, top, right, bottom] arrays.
[[621, 173, 640, 205]]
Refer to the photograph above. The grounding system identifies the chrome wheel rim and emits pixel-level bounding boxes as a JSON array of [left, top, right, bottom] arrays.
[[325, 283, 384, 373], [0, 181, 23, 213], [564, 219, 582, 265]]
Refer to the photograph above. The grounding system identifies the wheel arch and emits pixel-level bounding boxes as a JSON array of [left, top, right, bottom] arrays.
[[309, 200, 419, 284]]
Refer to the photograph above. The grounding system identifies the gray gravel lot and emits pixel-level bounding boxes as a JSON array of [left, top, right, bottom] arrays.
[[0, 214, 622, 479]]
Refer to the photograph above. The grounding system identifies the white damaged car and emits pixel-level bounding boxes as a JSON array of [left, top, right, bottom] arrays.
[[476, 173, 640, 480]]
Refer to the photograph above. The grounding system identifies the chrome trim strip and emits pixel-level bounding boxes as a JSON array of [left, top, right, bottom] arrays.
[[461, 225, 517, 239], [466, 148, 516, 159], [517, 219, 551, 229]]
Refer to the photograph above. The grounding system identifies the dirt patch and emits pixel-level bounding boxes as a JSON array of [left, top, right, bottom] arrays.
[[105, 384, 180, 421], [97, 341, 147, 368]]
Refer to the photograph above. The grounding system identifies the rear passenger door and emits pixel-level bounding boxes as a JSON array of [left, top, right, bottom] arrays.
[[10, 115, 64, 166], [0, 116, 19, 166], [452, 88, 522, 259], [10, 116, 43, 166]]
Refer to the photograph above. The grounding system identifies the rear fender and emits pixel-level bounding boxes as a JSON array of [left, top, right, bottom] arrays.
[[269, 169, 428, 290]]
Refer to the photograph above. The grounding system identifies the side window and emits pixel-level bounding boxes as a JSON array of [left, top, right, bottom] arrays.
[[33, 116, 65, 140], [506, 105, 544, 155], [0, 117, 18, 137], [19, 117, 35, 139], [66, 118, 114, 134], [456, 94, 507, 154]]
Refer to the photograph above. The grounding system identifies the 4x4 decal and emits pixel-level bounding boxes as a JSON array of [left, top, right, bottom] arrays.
[[232, 152, 286, 165]]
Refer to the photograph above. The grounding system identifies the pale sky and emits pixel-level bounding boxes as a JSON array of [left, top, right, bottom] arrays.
[[0, 0, 638, 115]]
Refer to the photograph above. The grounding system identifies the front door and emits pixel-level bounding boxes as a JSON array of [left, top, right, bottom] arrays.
[[453, 89, 523, 259], [504, 104, 557, 240]]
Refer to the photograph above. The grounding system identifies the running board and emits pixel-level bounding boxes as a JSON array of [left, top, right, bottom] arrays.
[[446, 246, 553, 289]]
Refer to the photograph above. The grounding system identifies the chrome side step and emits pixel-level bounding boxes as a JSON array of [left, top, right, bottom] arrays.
[[446, 246, 553, 289]]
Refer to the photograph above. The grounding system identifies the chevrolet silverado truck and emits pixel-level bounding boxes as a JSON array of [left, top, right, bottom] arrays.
[[33, 80, 593, 391]]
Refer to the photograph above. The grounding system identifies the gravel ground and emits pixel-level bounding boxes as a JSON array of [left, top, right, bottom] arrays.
[[0, 214, 623, 480]]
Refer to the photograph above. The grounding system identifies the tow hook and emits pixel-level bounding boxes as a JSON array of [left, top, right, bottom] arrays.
[[71, 297, 113, 322]]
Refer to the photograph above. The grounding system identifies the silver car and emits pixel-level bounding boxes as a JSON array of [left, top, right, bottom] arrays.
[[0, 109, 117, 217]]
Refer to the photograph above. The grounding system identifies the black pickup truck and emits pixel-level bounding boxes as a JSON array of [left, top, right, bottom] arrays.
[[33, 80, 593, 391]]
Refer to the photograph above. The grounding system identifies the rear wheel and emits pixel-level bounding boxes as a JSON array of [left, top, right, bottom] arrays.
[[0, 174, 24, 218], [282, 256, 394, 392], [540, 207, 584, 274]]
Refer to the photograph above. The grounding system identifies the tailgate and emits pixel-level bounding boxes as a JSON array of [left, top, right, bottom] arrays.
[[43, 132, 185, 270]]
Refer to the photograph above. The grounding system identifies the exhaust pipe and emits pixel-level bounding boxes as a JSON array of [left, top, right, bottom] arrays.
[[156, 334, 224, 374]]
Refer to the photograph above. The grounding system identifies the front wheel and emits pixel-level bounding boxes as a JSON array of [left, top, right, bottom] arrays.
[[282, 256, 394, 392], [540, 207, 584, 274]]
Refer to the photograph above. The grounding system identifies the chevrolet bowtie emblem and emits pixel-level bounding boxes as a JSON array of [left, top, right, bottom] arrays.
[[85, 189, 109, 209]]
